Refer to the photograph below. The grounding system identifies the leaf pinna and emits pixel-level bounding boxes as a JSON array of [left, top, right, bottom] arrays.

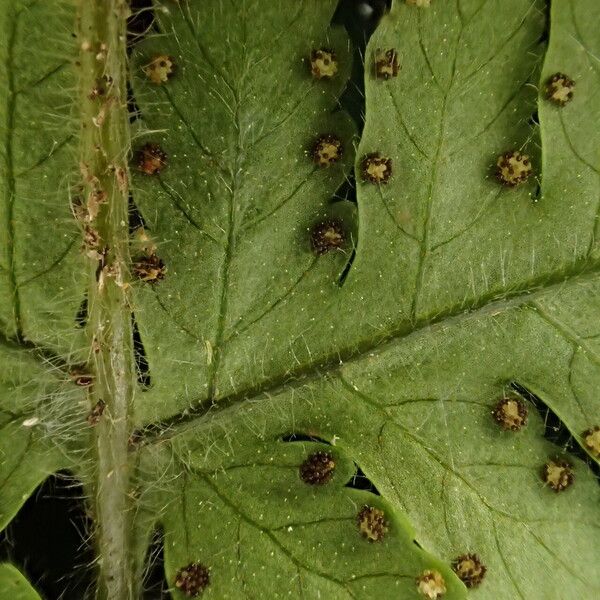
[[1, 1, 599, 599]]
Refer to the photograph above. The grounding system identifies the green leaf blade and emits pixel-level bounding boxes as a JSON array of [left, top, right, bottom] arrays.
[[355, 0, 547, 325], [0, 564, 41, 600], [539, 0, 600, 259], [0, 0, 86, 348], [157, 439, 466, 599], [131, 1, 356, 422]]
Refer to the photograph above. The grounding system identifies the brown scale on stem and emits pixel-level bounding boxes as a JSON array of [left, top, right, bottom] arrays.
[[87, 399, 106, 426]]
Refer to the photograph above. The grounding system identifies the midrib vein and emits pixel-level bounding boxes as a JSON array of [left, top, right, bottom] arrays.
[[3, 9, 22, 340], [139, 257, 600, 441], [410, 90, 449, 323], [207, 169, 237, 400], [206, 46, 246, 400], [410, 11, 461, 323]]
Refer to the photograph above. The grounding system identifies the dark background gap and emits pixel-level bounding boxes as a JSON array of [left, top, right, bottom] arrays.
[[0, 473, 95, 599], [133, 312, 152, 388]]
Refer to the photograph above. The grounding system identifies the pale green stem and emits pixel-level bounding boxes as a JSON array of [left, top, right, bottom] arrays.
[[77, 1, 136, 598]]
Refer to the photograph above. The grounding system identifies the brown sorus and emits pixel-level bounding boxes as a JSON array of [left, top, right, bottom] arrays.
[[299, 451, 336, 485]]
